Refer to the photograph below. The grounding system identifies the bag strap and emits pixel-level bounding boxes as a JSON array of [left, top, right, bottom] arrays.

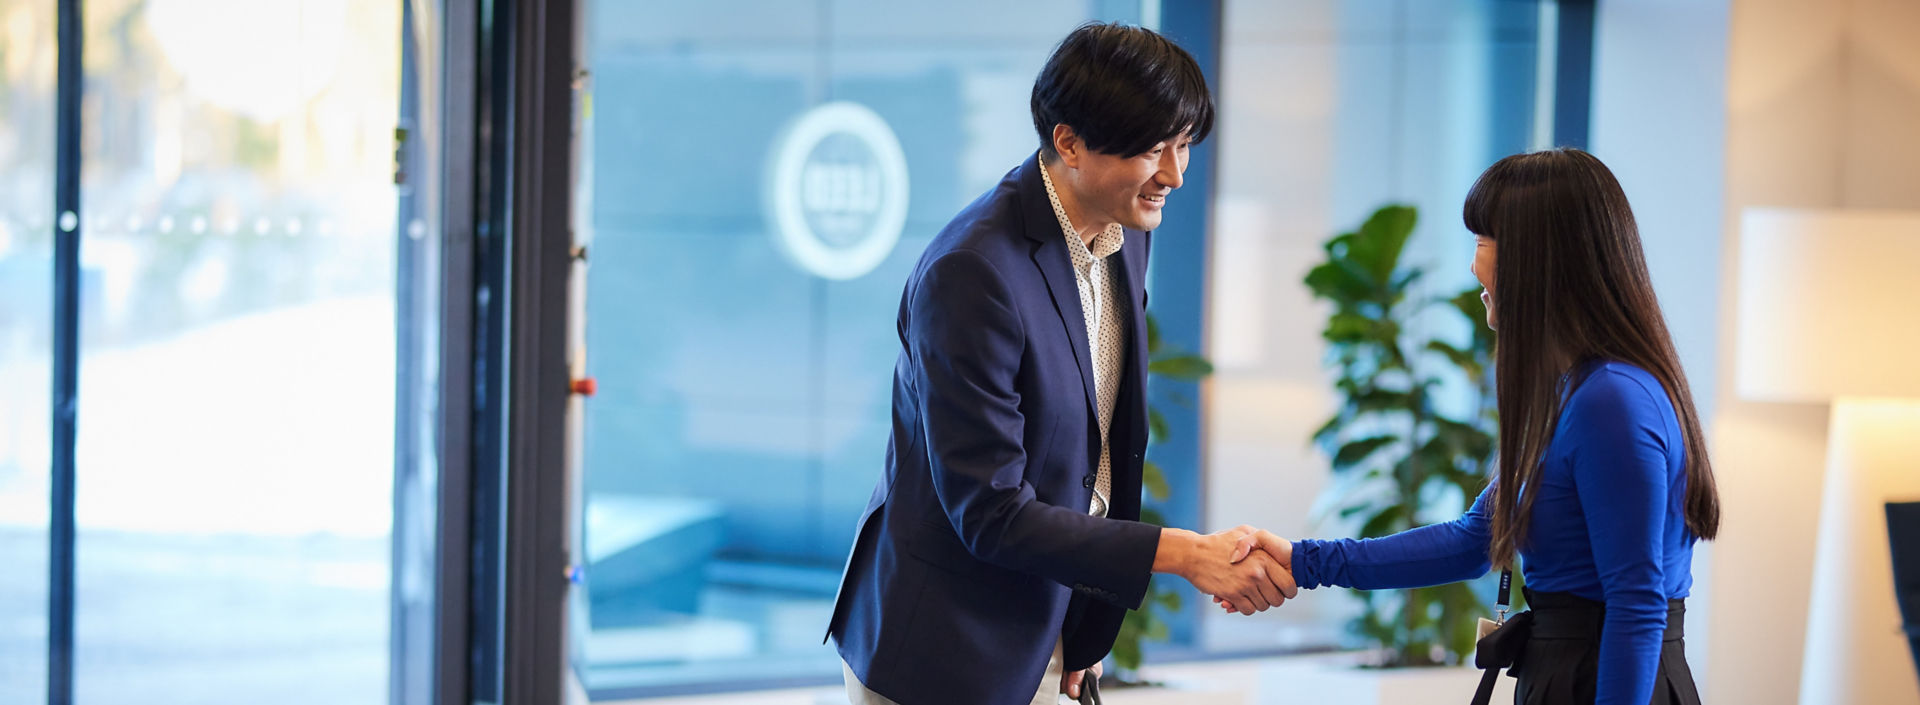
[[1077, 671, 1102, 705], [1471, 667, 1502, 705]]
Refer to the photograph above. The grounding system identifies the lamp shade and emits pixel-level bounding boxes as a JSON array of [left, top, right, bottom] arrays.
[[1736, 209, 1920, 403]]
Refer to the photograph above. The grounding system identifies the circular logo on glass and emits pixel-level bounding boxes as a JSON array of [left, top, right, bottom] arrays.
[[766, 102, 909, 280]]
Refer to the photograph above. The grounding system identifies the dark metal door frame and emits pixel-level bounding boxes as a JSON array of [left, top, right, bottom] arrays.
[[499, 0, 577, 701], [452, 0, 578, 702], [47, 0, 83, 699]]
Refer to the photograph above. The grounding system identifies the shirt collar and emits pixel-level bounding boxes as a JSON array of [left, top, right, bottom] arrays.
[[1037, 152, 1125, 261]]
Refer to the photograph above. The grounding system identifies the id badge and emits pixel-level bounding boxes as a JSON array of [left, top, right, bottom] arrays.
[[1477, 617, 1503, 640]]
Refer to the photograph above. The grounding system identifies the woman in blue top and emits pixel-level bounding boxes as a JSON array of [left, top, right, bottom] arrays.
[[1227, 148, 1719, 705]]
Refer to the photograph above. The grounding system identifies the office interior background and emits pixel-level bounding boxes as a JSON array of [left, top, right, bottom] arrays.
[[2, 0, 1917, 704]]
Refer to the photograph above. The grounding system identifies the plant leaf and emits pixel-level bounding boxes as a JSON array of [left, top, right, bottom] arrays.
[[1333, 435, 1399, 470], [1353, 388, 1415, 415], [1449, 287, 1496, 348], [1391, 266, 1426, 291], [1311, 415, 1342, 449], [1146, 312, 1164, 355], [1148, 355, 1213, 380], [1309, 466, 1387, 525], [1347, 204, 1418, 283], [1112, 617, 1144, 671], [1325, 312, 1399, 347], [1324, 232, 1355, 255], [1141, 460, 1170, 502], [1139, 507, 1166, 527], [1148, 407, 1170, 444], [1324, 312, 1374, 343], [1336, 256, 1385, 293], [1430, 418, 1496, 461], [1425, 340, 1483, 378], [1305, 260, 1374, 303], [1157, 589, 1183, 611], [1357, 504, 1408, 538]]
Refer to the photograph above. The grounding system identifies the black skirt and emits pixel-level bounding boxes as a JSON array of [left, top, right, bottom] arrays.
[[1507, 590, 1704, 705]]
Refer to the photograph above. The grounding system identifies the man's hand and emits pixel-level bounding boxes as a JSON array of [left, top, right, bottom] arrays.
[[1213, 531, 1301, 614], [1062, 661, 1102, 699], [1153, 526, 1298, 615]]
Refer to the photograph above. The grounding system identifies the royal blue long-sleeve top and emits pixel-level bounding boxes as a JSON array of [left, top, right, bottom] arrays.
[[1291, 361, 1697, 705]]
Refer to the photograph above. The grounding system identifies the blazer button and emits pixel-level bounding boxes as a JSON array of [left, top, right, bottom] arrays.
[[1082, 475, 1096, 488]]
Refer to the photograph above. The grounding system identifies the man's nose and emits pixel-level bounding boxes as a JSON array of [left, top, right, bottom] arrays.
[[1157, 152, 1184, 190]]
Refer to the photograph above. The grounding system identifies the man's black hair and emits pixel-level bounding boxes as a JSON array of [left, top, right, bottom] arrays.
[[1031, 22, 1215, 161]]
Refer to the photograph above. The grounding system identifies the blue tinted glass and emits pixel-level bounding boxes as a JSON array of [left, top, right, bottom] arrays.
[[574, 1, 1144, 692]]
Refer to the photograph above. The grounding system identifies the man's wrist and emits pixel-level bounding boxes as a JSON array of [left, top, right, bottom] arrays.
[[1152, 527, 1197, 576]]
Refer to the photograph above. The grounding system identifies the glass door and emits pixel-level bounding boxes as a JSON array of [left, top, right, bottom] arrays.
[[565, 1, 1148, 697], [49, 1, 424, 702], [0, 0, 58, 701]]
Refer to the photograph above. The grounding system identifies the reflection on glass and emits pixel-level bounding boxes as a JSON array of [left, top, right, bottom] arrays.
[[571, 1, 1140, 694], [70, 1, 402, 702], [0, 0, 57, 701]]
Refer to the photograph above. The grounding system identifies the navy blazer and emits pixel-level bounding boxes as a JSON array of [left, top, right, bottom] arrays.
[[826, 155, 1163, 704]]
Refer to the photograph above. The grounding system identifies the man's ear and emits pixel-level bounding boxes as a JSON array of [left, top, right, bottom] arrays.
[[1051, 123, 1084, 169]]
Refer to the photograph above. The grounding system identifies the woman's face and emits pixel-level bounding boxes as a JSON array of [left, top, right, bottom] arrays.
[[1471, 235, 1497, 330]]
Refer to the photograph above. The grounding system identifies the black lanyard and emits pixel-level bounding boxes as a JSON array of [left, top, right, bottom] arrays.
[[1496, 568, 1513, 623]]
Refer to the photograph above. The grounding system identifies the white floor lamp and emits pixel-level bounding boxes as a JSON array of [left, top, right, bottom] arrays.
[[1736, 208, 1920, 705]]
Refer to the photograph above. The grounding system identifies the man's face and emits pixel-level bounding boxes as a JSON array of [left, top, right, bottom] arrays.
[[1063, 132, 1192, 232]]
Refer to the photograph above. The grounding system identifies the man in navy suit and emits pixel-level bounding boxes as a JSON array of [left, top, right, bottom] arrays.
[[827, 23, 1297, 704]]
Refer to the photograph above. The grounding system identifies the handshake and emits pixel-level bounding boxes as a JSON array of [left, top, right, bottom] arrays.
[[1155, 526, 1298, 615]]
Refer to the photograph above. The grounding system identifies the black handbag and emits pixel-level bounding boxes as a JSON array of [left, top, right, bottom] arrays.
[[1472, 609, 1535, 705]]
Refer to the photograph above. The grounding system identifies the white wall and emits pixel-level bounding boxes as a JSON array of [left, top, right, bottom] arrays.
[[1594, 0, 1920, 702]]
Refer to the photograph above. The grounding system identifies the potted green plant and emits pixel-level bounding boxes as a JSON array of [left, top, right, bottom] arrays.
[[1302, 203, 1502, 671], [1101, 204, 1502, 703]]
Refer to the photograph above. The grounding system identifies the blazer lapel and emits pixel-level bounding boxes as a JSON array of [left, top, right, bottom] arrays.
[[1111, 230, 1151, 483], [1018, 156, 1100, 425]]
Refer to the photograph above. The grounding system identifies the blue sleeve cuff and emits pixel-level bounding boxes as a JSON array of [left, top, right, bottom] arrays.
[[1292, 539, 1324, 590]]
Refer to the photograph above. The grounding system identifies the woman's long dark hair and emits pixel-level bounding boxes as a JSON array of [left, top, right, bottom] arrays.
[[1464, 148, 1720, 570]]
